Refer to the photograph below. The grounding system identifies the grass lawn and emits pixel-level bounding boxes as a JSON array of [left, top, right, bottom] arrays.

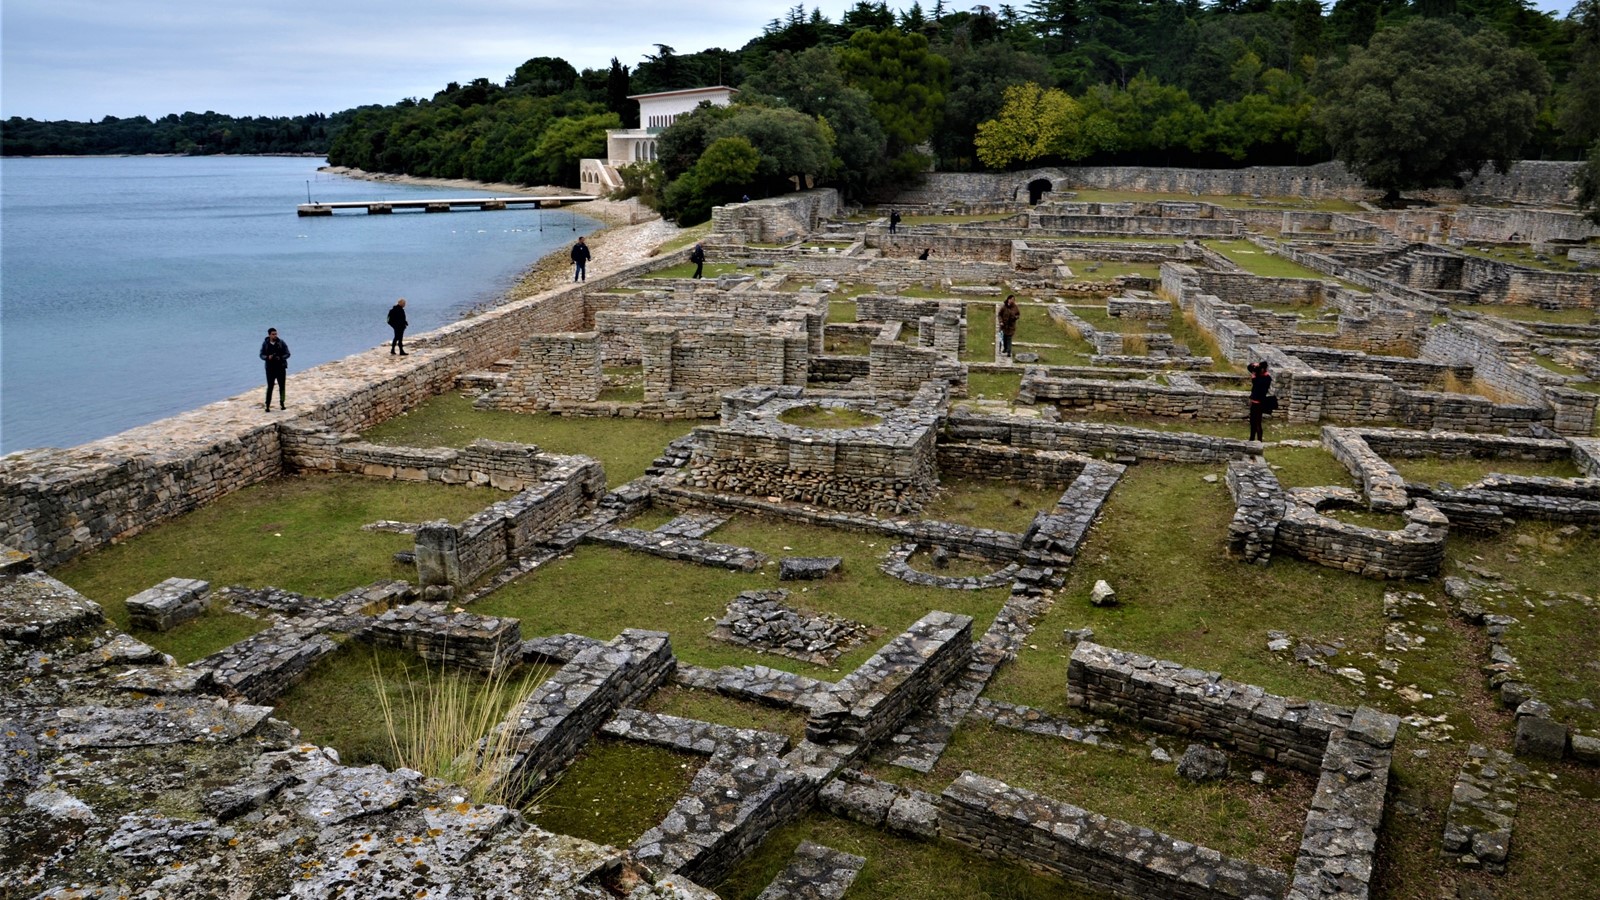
[[714, 813, 1096, 900], [52, 473, 501, 662], [921, 475, 1069, 534], [1389, 456, 1582, 485], [529, 737, 703, 847], [1202, 240, 1336, 280], [968, 370, 1023, 403], [362, 391, 701, 486], [1449, 303, 1599, 326], [469, 514, 1011, 676], [878, 720, 1315, 872]]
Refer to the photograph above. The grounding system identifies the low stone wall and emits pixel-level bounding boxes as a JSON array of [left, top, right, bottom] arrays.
[[1068, 641, 1352, 772], [489, 629, 674, 798], [945, 412, 1258, 463], [643, 323, 811, 413], [1226, 460, 1285, 564], [481, 332, 604, 410], [941, 772, 1288, 900], [1021, 373, 1249, 421], [126, 577, 211, 632], [806, 610, 973, 746], [710, 189, 842, 244], [1286, 712, 1397, 900], [414, 453, 606, 590], [1275, 487, 1448, 579], [1021, 461, 1124, 568], [684, 390, 944, 516], [1322, 427, 1409, 511], [869, 333, 967, 395], [935, 442, 1089, 487], [359, 602, 522, 672], [188, 622, 339, 704]]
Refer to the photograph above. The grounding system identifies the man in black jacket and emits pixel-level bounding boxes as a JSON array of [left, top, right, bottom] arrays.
[[571, 236, 591, 281], [387, 298, 408, 355], [260, 328, 290, 411]]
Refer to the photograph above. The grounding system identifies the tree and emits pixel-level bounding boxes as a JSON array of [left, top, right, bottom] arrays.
[[838, 28, 951, 180], [974, 82, 1081, 168], [1575, 139, 1600, 225], [508, 57, 578, 96], [742, 47, 889, 197], [660, 136, 761, 224], [1316, 19, 1550, 200], [935, 38, 1050, 170]]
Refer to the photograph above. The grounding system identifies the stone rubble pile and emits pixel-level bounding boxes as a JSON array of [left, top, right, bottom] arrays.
[[709, 589, 874, 665]]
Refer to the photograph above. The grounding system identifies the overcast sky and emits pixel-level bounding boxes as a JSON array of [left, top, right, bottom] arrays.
[[0, 0, 1583, 122]]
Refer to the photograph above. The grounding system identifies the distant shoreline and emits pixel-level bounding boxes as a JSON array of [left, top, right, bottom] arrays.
[[318, 167, 676, 316]]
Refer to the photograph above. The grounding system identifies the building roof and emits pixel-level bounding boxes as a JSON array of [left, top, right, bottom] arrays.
[[626, 86, 740, 102]]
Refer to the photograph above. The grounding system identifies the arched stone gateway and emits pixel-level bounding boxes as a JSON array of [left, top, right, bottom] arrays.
[[1026, 178, 1054, 205]]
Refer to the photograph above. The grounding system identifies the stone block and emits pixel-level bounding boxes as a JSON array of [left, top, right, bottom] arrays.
[[1514, 715, 1568, 760], [779, 557, 843, 581]]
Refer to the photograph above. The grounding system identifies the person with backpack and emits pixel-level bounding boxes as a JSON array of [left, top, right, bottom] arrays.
[[690, 242, 706, 279], [1248, 361, 1273, 442]]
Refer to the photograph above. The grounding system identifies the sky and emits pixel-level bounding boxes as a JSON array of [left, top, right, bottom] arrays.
[[0, 0, 1584, 123], [0, 1, 869, 121]]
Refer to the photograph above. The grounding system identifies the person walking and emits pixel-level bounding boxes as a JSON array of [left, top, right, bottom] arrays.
[[260, 328, 290, 411], [689, 242, 706, 279], [1248, 361, 1272, 442], [571, 236, 591, 282], [387, 298, 408, 355], [998, 295, 1021, 358]]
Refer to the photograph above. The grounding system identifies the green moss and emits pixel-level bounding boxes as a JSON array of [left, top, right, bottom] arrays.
[[529, 738, 702, 846], [1201, 240, 1331, 280]]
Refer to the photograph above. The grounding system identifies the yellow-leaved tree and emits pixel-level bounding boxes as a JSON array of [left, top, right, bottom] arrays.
[[975, 83, 1083, 170]]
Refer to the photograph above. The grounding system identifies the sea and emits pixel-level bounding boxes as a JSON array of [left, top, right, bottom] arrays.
[[0, 156, 599, 455]]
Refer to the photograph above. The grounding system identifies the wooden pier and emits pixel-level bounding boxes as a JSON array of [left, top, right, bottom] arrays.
[[296, 195, 595, 216]]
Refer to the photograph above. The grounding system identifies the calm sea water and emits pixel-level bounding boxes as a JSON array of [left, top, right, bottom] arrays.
[[0, 156, 598, 454]]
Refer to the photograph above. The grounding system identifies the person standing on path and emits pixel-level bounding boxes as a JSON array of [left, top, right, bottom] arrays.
[[260, 328, 290, 411], [387, 298, 408, 355], [888, 210, 901, 234], [998, 295, 1021, 358], [571, 236, 591, 282], [690, 242, 706, 279], [1248, 361, 1272, 442]]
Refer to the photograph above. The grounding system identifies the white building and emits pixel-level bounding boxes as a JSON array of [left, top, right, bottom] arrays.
[[579, 86, 737, 196]]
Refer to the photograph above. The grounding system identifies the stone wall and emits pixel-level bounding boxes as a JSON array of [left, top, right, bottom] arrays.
[[945, 412, 1259, 463], [684, 390, 944, 516], [1, 420, 285, 570], [478, 332, 603, 412], [489, 629, 675, 798], [940, 772, 1288, 900], [414, 453, 606, 590], [359, 603, 523, 672], [869, 333, 967, 396], [806, 610, 974, 746], [935, 443, 1090, 488], [710, 189, 843, 244], [1022, 373, 1250, 421], [1447, 206, 1600, 244], [1226, 459, 1285, 564], [642, 324, 811, 415], [1422, 318, 1595, 434], [1068, 641, 1352, 772], [1275, 487, 1449, 579]]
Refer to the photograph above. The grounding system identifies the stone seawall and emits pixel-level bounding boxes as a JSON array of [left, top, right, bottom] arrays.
[[0, 251, 678, 570]]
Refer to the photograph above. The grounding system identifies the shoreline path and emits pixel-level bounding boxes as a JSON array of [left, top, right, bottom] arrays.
[[324, 166, 685, 313]]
